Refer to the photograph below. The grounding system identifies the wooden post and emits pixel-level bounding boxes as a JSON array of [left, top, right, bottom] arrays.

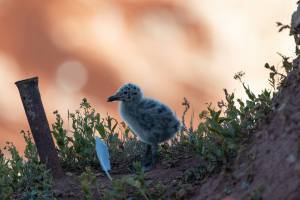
[[15, 77, 64, 178]]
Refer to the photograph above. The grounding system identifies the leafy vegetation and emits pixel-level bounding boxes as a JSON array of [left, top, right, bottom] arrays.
[[0, 131, 53, 200], [79, 167, 99, 200], [103, 162, 151, 200], [51, 98, 144, 173]]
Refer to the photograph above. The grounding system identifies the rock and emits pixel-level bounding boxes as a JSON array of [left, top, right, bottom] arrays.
[[53, 189, 63, 197], [286, 154, 296, 164], [294, 162, 300, 171], [175, 184, 193, 199], [241, 181, 251, 190], [67, 192, 75, 197], [66, 172, 73, 177]]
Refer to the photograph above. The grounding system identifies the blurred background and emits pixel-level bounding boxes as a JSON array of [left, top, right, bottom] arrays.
[[0, 0, 296, 153]]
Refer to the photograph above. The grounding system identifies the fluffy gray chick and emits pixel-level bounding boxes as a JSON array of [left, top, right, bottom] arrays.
[[107, 83, 180, 170]]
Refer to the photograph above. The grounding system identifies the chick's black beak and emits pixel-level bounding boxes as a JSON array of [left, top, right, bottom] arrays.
[[107, 95, 121, 102]]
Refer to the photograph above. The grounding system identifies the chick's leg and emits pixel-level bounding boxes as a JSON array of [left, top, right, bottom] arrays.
[[151, 143, 158, 168], [142, 143, 158, 172], [142, 144, 151, 167]]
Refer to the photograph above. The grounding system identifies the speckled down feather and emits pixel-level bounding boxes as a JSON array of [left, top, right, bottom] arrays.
[[120, 97, 180, 145], [107, 83, 180, 145], [107, 83, 180, 169]]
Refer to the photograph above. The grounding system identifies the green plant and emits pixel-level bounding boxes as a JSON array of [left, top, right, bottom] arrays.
[[79, 167, 98, 200], [104, 162, 150, 200], [52, 98, 109, 170], [20, 131, 53, 200], [0, 149, 14, 200], [51, 110, 74, 168], [249, 185, 265, 200], [183, 164, 208, 183], [158, 68, 276, 187], [5, 141, 23, 190], [52, 98, 144, 172], [0, 131, 53, 200]]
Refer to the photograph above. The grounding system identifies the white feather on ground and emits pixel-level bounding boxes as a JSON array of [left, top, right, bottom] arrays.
[[95, 136, 112, 181]]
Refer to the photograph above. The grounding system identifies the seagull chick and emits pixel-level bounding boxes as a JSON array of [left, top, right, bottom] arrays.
[[107, 83, 180, 170]]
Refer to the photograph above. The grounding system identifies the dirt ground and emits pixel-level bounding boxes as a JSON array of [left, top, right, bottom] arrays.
[[191, 64, 300, 200], [53, 154, 203, 199]]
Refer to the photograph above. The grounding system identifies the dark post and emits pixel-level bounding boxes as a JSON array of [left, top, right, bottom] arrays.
[[15, 77, 64, 178]]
